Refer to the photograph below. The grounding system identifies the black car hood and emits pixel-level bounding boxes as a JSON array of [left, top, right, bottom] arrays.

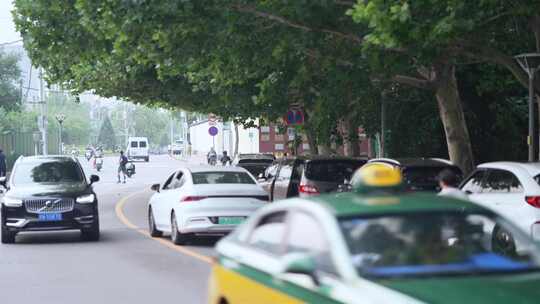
[[7, 183, 90, 198]]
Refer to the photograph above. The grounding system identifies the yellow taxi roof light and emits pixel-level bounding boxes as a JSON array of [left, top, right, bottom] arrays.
[[351, 163, 402, 188]]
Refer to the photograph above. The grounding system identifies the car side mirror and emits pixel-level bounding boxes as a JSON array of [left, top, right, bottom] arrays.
[[0, 176, 6, 188], [280, 253, 320, 286], [90, 175, 100, 184], [151, 183, 160, 192]]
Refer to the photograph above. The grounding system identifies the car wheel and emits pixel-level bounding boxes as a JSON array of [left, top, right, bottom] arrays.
[[170, 212, 191, 245], [148, 207, 163, 237], [81, 216, 100, 241], [492, 224, 516, 257], [1, 225, 16, 244]]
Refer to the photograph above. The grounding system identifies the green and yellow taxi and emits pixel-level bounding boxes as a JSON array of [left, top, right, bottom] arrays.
[[208, 163, 540, 303]]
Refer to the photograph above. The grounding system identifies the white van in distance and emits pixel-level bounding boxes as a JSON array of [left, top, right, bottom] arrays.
[[127, 137, 149, 162]]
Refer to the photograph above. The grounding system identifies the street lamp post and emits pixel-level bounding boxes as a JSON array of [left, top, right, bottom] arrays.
[[55, 114, 66, 155], [515, 53, 540, 162]]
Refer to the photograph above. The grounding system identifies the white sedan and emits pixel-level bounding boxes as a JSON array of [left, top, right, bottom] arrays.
[[148, 166, 269, 245], [461, 162, 540, 241]]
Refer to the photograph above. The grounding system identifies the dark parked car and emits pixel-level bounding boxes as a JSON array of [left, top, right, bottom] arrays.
[[232, 153, 275, 177], [367, 158, 463, 192], [262, 156, 367, 201], [0, 156, 100, 243]]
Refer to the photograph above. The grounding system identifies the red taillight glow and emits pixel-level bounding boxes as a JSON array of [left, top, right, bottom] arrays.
[[181, 196, 207, 202], [526, 196, 540, 208], [299, 184, 320, 195]]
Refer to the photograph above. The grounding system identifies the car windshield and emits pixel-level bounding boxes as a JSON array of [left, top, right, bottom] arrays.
[[305, 160, 366, 182], [192, 172, 256, 184], [340, 211, 540, 278], [403, 167, 462, 191], [13, 160, 85, 185]]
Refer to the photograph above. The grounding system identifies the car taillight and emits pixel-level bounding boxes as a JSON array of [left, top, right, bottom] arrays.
[[181, 196, 207, 202], [299, 184, 320, 195], [525, 196, 540, 208]]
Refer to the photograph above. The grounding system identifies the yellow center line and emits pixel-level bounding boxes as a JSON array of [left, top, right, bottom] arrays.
[[114, 190, 213, 264]]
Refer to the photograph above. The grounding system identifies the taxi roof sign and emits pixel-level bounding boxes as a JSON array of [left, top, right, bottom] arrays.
[[351, 162, 402, 190]]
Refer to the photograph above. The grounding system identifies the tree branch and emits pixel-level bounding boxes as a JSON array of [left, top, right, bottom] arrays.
[[230, 4, 363, 44], [392, 75, 434, 91]]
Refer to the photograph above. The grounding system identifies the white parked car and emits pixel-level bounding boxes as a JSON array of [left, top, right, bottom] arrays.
[[147, 166, 269, 244], [460, 162, 540, 240]]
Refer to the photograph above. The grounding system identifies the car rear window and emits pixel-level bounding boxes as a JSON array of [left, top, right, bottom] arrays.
[[237, 159, 273, 164], [192, 172, 256, 184], [305, 160, 366, 182], [403, 166, 462, 191], [131, 141, 138, 148], [238, 164, 268, 177], [13, 160, 85, 185], [139, 141, 147, 148]]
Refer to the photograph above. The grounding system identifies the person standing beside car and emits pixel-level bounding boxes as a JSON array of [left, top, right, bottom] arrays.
[[437, 169, 468, 200], [0, 148, 6, 177]]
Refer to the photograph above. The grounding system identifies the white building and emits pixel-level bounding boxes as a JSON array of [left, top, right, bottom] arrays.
[[189, 120, 259, 156]]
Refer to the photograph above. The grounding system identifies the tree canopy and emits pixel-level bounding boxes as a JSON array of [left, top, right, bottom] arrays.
[[12, 0, 540, 172], [0, 49, 21, 112]]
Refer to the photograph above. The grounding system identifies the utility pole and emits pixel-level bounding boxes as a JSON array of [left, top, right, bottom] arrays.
[[380, 92, 386, 158], [39, 67, 48, 155], [170, 115, 174, 147]]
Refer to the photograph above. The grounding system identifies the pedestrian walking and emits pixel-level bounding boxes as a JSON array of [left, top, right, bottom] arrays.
[[117, 150, 128, 183], [0, 148, 6, 177], [437, 169, 468, 200]]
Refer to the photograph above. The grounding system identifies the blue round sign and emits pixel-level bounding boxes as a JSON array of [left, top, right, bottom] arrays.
[[208, 126, 218, 136]]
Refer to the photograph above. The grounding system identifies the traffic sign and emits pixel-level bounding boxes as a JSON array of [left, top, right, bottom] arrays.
[[284, 108, 304, 125], [209, 126, 218, 136]]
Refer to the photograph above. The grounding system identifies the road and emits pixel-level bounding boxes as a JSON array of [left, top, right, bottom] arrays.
[[0, 155, 215, 304]]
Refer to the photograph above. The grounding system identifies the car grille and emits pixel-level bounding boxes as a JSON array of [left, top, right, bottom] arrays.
[[24, 198, 75, 213]]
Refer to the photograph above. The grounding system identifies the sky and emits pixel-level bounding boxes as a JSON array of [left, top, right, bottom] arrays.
[[0, 0, 22, 45]]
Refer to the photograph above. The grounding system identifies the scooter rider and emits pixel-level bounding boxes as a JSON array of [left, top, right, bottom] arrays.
[[117, 150, 128, 184], [220, 151, 232, 166], [207, 147, 217, 165]]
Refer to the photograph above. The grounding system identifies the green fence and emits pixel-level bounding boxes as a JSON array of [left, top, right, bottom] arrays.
[[0, 131, 59, 171]]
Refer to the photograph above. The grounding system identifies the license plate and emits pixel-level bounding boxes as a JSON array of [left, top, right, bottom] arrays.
[[218, 217, 244, 225], [38, 213, 62, 221]]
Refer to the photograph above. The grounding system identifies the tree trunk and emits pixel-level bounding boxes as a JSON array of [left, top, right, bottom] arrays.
[[303, 109, 318, 155], [434, 64, 475, 174], [318, 144, 332, 155], [342, 116, 360, 156]]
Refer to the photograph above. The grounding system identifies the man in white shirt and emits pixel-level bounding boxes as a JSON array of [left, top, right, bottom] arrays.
[[437, 169, 468, 200]]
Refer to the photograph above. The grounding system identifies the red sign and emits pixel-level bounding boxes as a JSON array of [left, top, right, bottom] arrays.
[[284, 109, 304, 125]]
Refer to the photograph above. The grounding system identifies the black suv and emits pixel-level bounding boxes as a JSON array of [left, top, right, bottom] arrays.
[[0, 156, 100, 243], [367, 158, 463, 191]]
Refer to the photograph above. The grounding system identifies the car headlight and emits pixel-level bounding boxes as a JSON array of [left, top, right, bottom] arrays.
[[76, 194, 95, 204], [1, 197, 23, 207]]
